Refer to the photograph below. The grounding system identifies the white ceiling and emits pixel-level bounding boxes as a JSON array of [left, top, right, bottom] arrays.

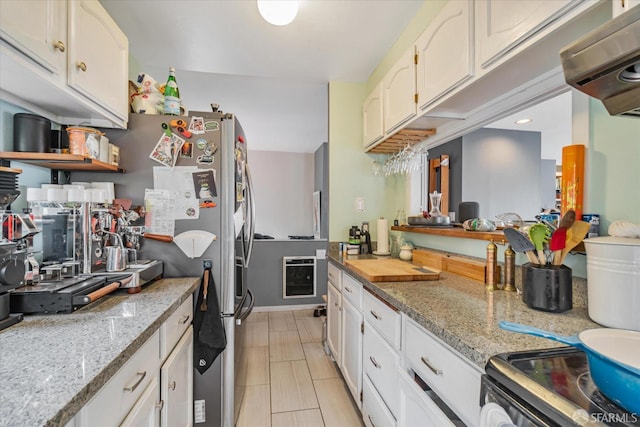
[[100, 0, 424, 83], [484, 91, 572, 162], [100, 0, 424, 153]]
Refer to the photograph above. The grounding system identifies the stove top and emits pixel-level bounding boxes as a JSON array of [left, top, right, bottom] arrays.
[[485, 347, 639, 426]]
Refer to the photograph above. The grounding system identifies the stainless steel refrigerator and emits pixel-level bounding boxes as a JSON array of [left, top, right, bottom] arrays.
[[75, 111, 255, 426]]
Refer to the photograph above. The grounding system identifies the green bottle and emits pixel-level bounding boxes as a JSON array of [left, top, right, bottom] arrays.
[[163, 67, 181, 115]]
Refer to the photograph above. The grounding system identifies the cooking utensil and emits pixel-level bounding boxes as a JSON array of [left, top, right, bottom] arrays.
[[503, 227, 538, 264], [550, 210, 575, 265], [200, 269, 210, 312], [560, 220, 591, 264], [499, 321, 640, 414], [528, 223, 551, 264]]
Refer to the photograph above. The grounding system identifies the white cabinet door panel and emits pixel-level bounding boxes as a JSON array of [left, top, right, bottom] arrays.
[[476, 0, 578, 68], [0, 0, 66, 75], [161, 327, 194, 427], [327, 282, 342, 367], [363, 82, 384, 148], [416, 0, 473, 110], [67, 0, 128, 120], [383, 46, 416, 134], [341, 297, 363, 408]]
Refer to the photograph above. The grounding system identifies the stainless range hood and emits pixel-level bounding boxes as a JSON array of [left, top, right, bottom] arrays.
[[560, 6, 640, 118]]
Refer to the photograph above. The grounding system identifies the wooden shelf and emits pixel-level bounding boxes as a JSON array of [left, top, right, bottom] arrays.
[[392, 225, 506, 243], [0, 152, 124, 173], [393, 225, 586, 253], [367, 128, 436, 154]]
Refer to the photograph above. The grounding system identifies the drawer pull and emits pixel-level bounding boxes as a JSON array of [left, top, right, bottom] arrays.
[[369, 356, 381, 369], [168, 380, 176, 391], [368, 414, 377, 427], [124, 371, 147, 392], [421, 356, 443, 375], [54, 40, 65, 52], [155, 400, 164, 411], [344, 286, 352, 293], [370, 310, 381, 320], [179, 314, 191, 324]]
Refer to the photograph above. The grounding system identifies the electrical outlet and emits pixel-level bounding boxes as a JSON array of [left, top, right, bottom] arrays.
[[316, 249, 326, 259], [203, 259, 212, 269], [194, 399, 206, 423]]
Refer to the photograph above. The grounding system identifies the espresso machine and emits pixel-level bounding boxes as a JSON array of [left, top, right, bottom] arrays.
[[0, 167, 32, 330]]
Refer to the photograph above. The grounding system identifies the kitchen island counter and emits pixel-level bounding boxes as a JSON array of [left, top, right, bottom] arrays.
[[329, 251, 599, 369], [0, 277, 199, 427]]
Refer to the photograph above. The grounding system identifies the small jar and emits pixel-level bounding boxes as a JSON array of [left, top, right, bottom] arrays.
[[399, 245, 413, 261]]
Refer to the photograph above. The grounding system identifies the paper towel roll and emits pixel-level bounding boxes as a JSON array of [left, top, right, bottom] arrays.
[[375, 218, 390, 254]]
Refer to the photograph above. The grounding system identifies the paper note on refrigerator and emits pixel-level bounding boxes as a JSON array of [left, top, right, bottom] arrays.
[[153, 166, 200, 220], [144, 189, 176, 236]]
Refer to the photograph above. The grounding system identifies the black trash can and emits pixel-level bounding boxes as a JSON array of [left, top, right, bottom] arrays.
[[13, 113, 51, 152]]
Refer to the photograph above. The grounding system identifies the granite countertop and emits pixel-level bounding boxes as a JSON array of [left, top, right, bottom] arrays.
[[328, 251, 599, 369], [0, 277, 199, 427]]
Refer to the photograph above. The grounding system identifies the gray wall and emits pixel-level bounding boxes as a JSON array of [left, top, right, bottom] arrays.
[[247, 240, 327, 307], [462, 128, 542, 220], [314, 143, 329, 239], [249, 150, 315, 238]]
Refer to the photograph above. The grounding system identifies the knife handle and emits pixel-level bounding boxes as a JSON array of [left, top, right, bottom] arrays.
[[86, 282, 120, 303], [144, 233, 173, 243]]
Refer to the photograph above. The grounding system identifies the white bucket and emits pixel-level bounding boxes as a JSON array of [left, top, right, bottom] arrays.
[[584, 236, 640, 331]]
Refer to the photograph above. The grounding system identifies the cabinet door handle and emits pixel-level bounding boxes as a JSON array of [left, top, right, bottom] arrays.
[[369, 356, 381, 369], [344, 286, 351, 293], [155, 400, 164, 411], [123, 371, 147, 392], [370, 310, 381, 320], [334, 301, 339, 307], [368, 414, 377, 427], [168, 380, 176, 391], [179, 314, 190, 324], [421, 356, 443, 375], [53, 40, 65, 52], [77, 61, 87, 72]]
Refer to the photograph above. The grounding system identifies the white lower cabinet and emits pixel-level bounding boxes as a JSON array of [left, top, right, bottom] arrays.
[[363, 321, 399, 417], [397, 368, 456, 427], [161, 327, 194, 427], [341, 293, 363, 408], [362, 375, 396, 427], [402, 315, 482, 426], [75, 296, 194, 427], [327, 281, 342, 367], [120, 376, 161, 427]]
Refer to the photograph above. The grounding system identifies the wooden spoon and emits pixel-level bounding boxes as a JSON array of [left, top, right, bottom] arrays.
[[560, 220, 591, 264], [550, 210, 576, 265]]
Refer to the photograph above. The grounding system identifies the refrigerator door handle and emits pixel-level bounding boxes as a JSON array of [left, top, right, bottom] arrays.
[[243, 163, 256, 267], [236, 289, 254, 325]]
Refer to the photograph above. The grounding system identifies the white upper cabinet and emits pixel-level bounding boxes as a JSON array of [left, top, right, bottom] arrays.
[[416, 0, 473, 111], [383, 46, 416, 134], [475, 0, 579, 70], [0, 0, 66, 77], [67, 0, 128, 122], [0, 0, 129, 128], [363, 81, 384, 149]]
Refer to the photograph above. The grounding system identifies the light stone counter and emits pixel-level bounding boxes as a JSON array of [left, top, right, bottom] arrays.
[[328, 252, 599, 369], [0, 277, 199, 427]]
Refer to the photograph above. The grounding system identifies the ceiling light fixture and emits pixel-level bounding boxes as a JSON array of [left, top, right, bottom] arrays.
[[257, 0, 299, 26], [515, 118, 533, 124]]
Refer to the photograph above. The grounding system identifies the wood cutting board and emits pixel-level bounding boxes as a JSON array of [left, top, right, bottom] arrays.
[[345, 258, 439, 282]]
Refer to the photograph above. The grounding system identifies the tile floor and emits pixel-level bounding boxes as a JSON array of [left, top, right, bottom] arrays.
[[236, 310, 364, 427]]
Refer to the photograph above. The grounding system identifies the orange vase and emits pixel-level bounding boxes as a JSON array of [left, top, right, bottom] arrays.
[[561, 144, 585, 218]]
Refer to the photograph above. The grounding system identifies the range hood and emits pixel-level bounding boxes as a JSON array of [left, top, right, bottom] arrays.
[[560, 6, 640, 118]]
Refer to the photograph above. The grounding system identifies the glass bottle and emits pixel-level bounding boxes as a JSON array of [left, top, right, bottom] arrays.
[[163, 67, 181, 116]]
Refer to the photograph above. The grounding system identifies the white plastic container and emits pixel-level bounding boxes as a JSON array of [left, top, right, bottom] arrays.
[[584, 236, 640, 331]]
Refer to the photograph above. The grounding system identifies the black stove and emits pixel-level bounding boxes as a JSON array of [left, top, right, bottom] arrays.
[[482, 347, 640, 426]]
